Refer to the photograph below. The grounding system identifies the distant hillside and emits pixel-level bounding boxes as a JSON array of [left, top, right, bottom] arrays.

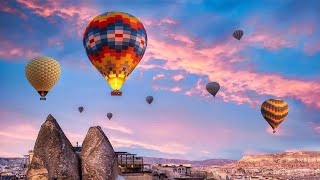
[[227, 151, 320, 168], [143, 157, 236, 167]]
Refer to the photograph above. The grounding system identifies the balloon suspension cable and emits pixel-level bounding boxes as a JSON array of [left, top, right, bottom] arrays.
[[111, 90, 122, 96]]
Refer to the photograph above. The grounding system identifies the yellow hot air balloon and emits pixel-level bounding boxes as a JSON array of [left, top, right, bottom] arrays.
[[25, 56, 61, 100], [261, 99, 289, 133]]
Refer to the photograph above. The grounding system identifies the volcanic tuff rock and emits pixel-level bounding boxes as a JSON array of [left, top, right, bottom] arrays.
[[26, 114, 80, 180], [81, 126, 119, 180], [228, 151, 320, 168]]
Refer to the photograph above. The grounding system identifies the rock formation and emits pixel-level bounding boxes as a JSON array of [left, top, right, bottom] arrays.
[[81, 126, 119, 180], [26, 114, 81, 180], [228, 151, 320, 168]]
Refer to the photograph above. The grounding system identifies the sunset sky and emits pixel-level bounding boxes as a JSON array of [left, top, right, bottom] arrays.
[[0, 0, 320, 160]]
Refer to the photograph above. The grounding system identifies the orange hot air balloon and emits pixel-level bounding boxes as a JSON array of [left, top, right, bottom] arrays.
[[83, 12, 147, 96], [261, 99, 289, 133]]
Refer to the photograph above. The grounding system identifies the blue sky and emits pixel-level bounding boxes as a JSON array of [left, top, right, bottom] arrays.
[[0, 0, 320, 160]]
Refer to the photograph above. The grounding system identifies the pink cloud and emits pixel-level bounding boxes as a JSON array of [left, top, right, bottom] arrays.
[[0, 1, 28, 20], [142, 18, 178, 27], [153, 73, 165, 80], [142, 25, 320, 109], [0, 110, 39, 157], [160, 18, 177, 25], [111, 136, 190, 155], [152, 85, 182, 92], [0, 36, 39, 60], [245, 32, 294, 50], [100, 122, 134, 135], [172, 74, 184, 81], [48, 37, 64, 49], [16, 0, 99, 36]]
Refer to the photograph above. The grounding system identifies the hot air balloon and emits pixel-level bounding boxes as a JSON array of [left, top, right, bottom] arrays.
[[25, 56, 61, 100], [146, 96, 153, 104], [83, 12, 147, 96], [107, 113, 113, 120], [206, 82, 220, 97], [233, 30, 244, 40], [261, 99, 289, 133], [78, 106, 84, 113]]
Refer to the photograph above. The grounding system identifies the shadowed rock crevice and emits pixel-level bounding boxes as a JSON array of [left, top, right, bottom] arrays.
[[26, 114, 81, 180]]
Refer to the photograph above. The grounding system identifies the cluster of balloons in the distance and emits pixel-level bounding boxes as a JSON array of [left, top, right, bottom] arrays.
[[78, 106, 113, 120], [24, 11, 288, 133]]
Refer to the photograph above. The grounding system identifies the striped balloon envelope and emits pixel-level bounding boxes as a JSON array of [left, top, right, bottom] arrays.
[[233, 30, 244, 40], [83, 12, 147, 96], [261, 99, 289, 133]]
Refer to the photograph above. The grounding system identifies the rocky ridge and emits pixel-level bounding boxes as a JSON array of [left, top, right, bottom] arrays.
[[26, 114, 119, 180], [228, 151, 320, 168]]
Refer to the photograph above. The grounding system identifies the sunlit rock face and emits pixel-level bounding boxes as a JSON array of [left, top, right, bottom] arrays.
[[230, 151, 320, 168], [26, 114, 81, 180], [81, 126, 119, 180]]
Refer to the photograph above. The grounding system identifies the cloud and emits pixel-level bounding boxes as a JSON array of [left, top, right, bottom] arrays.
[[142, 18, 178, 27], [172, 74, 184, 81], [92, 117, 134, 135], [0, 1, 28, 20], [100, 122, 134, 135], [0, 36, 39, 60], [16, 0, 99, 36], [153, 73, 165, 80], [152, 85, 182, 92], [111, 136, 190, 155], [142, 21, 320, 109]]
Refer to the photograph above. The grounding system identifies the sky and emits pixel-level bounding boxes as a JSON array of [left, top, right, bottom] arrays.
[[0, 0, 320, 160]]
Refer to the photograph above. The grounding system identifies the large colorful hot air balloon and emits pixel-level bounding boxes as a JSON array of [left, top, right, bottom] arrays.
[[233, 30, 244, 40], [83, 12, 147, 96], [25, 56, 61, 100], [261, 99, 289, 133], [206, 82, 220, 97]]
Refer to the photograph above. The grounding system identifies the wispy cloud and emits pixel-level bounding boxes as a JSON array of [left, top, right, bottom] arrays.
[[0, 1, 28, 19], [143, 22, 320, 109], [16, 0, 99, 36], [152, 73, 165, 80], [0, 36, 39, 60], [172, 74, 184, 81], [111, 136, 190, 155]]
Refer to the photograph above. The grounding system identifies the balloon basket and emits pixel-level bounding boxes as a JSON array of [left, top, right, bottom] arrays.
[[111, 90, 122, 96], [40, 97, 46, 100]]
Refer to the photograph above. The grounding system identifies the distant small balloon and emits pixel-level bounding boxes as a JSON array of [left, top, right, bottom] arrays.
[[107, 113, 113, 120], [146, 96, 153, 104], [206, 82, 220, 97], [233, 30, 244, 40], [78, 107, 84, 113]]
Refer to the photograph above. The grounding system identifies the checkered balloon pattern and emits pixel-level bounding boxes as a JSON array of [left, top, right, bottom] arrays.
[[83, 12, 147, 82]]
